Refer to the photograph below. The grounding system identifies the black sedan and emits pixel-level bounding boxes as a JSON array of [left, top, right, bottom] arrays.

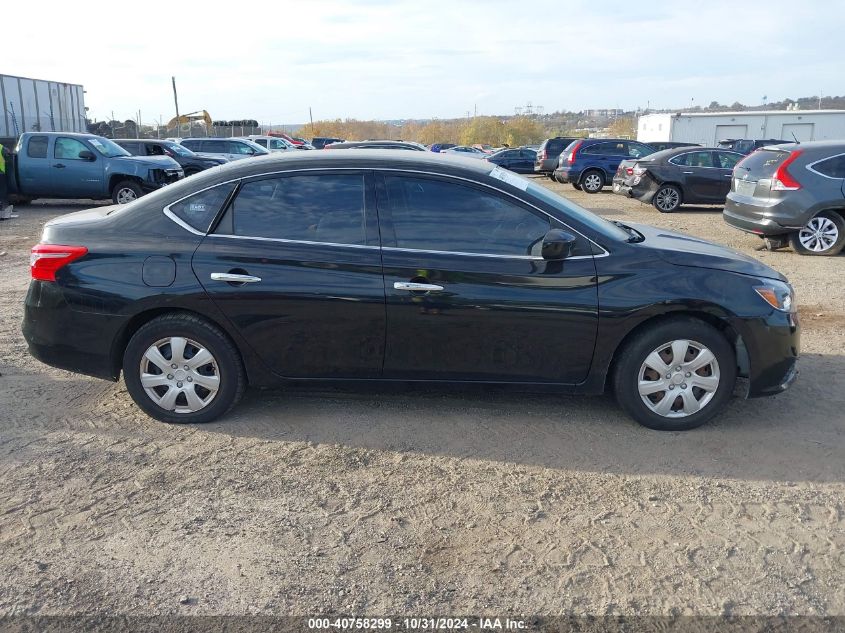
[[612, 147, 744, 212], [23, 151, 799, 431], [115, 139, 228, 176], [484, 147, 537, 174]]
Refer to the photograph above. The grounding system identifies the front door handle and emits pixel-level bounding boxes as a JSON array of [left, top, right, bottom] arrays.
[[682, 171, 694, 174], [210, 272, 262, 283], [53, 163, 66, 169], [394, 281, 444, 292]]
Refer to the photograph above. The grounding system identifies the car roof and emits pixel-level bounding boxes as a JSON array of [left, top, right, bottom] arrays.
[[116, 138, 170, 143]]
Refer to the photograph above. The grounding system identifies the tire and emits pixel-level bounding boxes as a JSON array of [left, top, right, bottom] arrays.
[[111, 179, 143, 205], [571, 183, 582, 191], [652, 184, 682, 213], [788, 211, 845, 256], [580, 170, 604, 194], [612, 317, 736, 431], [547, 173, 556, 182], [123, 313, 246, 424]]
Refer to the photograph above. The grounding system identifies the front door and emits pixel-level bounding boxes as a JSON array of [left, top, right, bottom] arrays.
[[53, 136, 104, 197], [376, 173, 598, 384], [192, 170, 386, 378]]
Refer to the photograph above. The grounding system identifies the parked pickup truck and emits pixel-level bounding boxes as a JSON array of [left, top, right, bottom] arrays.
[[9, 132, 184, 204]]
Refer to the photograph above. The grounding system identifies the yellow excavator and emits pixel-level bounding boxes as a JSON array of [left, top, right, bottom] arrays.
[[166, 110, 213, 134]]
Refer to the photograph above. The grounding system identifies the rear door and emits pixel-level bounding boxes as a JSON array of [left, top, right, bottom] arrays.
[[376, 172, 598, 384], [670, 150, 721, 202], [18, 135, 58, 196], [192, 170, 386, 378]]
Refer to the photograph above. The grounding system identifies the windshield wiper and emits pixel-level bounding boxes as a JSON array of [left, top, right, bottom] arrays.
[[612, 220, 644, 243]]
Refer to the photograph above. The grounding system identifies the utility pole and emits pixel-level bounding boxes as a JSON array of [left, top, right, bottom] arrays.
[[171, 76, 180, 134], [309, 107, 314, 135], [818, 91, 822, 110]]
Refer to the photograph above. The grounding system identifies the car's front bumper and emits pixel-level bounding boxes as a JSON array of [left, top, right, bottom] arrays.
[[733, 309, 800, 398]]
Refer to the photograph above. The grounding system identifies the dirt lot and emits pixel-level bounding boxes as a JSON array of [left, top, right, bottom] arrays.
[[0, 182, 843, 618]]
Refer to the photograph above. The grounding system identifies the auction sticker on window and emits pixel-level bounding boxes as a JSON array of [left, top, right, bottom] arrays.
[[488, 166, 529, 191]]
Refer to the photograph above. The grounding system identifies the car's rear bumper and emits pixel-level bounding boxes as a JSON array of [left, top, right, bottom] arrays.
[[723, 195, 805, 236], [534, 159, 558, 173], [553, 167, 578, 183], [22, 281, 121, 381]]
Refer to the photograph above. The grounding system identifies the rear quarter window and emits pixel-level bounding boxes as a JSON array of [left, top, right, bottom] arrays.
[[167, 183, 236, 232], [810, 155, 845, 179]]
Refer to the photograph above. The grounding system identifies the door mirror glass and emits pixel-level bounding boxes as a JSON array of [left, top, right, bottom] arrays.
[[78, 150, 96, 161], [541, 229, 577, 260]]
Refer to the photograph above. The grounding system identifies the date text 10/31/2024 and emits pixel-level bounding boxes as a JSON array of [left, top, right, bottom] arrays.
[[307, 617, 527, 630]]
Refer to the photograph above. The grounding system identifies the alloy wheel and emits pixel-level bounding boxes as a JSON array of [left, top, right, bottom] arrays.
[[655, 187, 680, 211], [139, 337, 220, 413], [798, 216, 839, 252], [637, 339, 720, 418], [583, 173, 603, 192], [117, 187, 138, 204]]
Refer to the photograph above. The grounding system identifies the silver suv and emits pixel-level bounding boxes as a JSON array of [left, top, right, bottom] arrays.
[[723, 141, 845, 255]]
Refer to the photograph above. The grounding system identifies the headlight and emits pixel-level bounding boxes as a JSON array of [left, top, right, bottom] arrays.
[[754, 280, 795, 312]]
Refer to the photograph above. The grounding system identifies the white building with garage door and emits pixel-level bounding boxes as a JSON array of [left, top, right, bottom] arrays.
[[637, 110, 845, 146]]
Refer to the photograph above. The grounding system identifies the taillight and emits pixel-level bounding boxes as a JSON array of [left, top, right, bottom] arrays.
[[540, 149, 547, 160], [30, 244, 88, 282], [625, 167, 634, 176], [566, 141, 582, 163], [771, 150, 803, 191]]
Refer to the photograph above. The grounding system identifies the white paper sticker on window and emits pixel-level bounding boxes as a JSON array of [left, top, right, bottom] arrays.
[[489, 166, 529, 191]]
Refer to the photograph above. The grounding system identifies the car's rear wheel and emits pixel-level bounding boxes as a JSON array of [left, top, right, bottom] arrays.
[[571, 183, 582, 190], [548, 173, 556, 182], [580, 170, 604, 194], [123, 313, 246, 424], [653, 184, 682, 212], [789, 211, 845, 256], [612, 318, 736, 431], [112, 180, 143, 205]]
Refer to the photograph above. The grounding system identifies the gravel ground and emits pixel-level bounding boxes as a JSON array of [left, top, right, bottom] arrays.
[[0, 183, 843, 618]]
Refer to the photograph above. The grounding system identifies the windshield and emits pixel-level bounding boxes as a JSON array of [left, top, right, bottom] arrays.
[[164, 142, 194, 157], [88, 137, 130, 157], [526, 182, 632, 243]]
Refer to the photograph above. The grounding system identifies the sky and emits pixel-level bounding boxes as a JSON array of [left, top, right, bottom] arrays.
[[4, 0, 843, 125]]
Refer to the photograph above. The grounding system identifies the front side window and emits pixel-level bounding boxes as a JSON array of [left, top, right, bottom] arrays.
[[168, 183, 236, 232], [269, 139, 287, 150], [54, 137, 89, 160], [231, 174, 366, 245], [181, 139, 201, 151], [27, 136, 48, 158], [229, 141, 257, 155], [382, 176, 549, 256], [202, 140, 228, 153]]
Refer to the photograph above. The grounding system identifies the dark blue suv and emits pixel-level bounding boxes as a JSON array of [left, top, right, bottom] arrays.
[[554, 138, 655, 193]]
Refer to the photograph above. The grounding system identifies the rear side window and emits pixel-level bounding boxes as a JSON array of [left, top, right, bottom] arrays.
[[672, 151, 714, 168], [27, 136, 48, 158], [202, 140, 228, 153], [180, 139, 200, 150], [811, 155, 845, 179], [231, 174, 365, 245], [381, 175, 549, 256], [168, 183, 235, 232]]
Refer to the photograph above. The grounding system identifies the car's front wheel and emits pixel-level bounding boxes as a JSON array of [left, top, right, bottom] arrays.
[[111, 180, 143, 205], [571, 183, 582, 190], [652, 184, 682, 213], [580, 170, 604, 193], [789, 211, 845, 256], [123, 313, 246, 424], [612, 318, 736, 431]]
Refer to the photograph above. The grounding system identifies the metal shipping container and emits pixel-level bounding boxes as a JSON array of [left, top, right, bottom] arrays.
[[1, 73, 87, 139]]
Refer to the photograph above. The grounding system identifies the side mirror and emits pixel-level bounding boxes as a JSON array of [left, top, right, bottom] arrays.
[[541, 229, 577, 260], [78, 150, 96, 161]]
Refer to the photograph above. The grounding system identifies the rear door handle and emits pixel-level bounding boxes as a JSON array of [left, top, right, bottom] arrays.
[[210, 272, 262, 283], [53, 163, 66, 169], [394, 282, 444, 292], [682, 171, 694, 174]]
